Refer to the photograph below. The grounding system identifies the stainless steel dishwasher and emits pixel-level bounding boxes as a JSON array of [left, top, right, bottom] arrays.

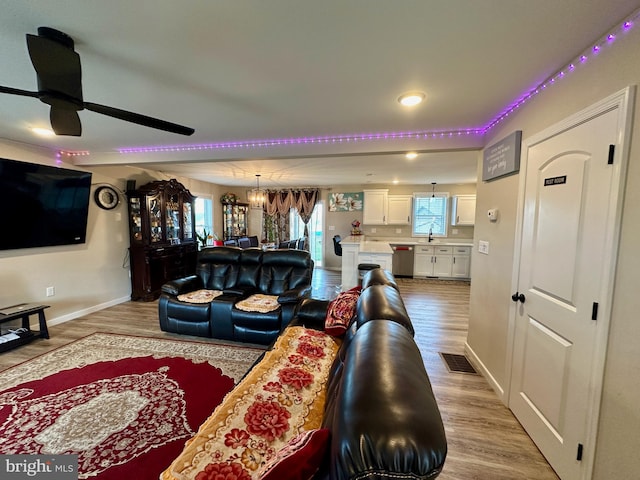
[[391, 244, 414, 277]]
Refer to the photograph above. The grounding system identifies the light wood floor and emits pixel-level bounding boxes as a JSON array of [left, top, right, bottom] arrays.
[[0, 269, 559, 480]]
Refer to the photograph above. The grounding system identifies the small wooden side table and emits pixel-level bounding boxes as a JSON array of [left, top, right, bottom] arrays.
[[0, 304, 50, 352]]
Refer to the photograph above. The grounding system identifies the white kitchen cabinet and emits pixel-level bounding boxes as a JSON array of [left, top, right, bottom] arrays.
[[451, 246, 471, 278], [413, 244, 470, 278], [387, 195, 413, 225], [358, 252, 393, 272], [363, 189, 388, 225], [432, 246, 454, 276], [451, 195, 476, 226], [413, 245, 434, 277]]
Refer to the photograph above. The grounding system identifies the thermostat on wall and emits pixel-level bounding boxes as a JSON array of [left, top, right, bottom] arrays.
[[487, 208, 498, 222]]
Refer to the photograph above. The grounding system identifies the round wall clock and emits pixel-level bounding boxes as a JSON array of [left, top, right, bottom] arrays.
[[94, 185, 120, 210]]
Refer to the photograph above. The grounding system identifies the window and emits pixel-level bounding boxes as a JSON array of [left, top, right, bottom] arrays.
[[194, 196, 213, 239], [412, 193, 449, 237]]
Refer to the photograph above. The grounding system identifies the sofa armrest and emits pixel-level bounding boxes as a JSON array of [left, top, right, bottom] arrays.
[[278, 285, 312, 304], [294, 298, 330, 330], [161, 275, 203, 296]]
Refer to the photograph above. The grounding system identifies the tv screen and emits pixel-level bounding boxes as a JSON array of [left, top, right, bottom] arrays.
[[0, 158, 92, 251]]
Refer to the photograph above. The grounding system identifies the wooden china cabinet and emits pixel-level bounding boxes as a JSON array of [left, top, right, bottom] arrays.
[[222, 202, 249, 240], [127, 179, 197, 301]]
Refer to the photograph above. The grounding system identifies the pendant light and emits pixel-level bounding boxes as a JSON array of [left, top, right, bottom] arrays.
[[250, 174, 265, 208]]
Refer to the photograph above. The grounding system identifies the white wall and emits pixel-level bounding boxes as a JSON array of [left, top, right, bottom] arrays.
[[0, 142, 225, 327], [466, 23, 640, 478]]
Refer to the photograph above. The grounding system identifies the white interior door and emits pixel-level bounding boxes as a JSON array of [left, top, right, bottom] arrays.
[[509, 89, 633, 480]]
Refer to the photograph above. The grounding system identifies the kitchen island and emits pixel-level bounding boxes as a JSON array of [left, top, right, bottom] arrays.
[[340, 235, 393, 290]]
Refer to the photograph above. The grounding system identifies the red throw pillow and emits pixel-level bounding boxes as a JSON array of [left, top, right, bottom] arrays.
[[257, 428, 330, 480], [324, 286, 361, 336]]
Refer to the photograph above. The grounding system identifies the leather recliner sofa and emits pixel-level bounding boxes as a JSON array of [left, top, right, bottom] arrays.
[[158, 246, 314, 344], [291, 268, 448, 479]]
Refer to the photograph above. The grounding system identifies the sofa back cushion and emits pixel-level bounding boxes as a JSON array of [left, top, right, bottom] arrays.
[[361, 267, 399, 291], [196, 246, 242, 290], [236, 248, 264, 289], [356, 284, 414, 335], [259, 250, 313, 295]]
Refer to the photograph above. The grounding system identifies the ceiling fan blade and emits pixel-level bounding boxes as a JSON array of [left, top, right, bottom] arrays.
[[26, 28, 83, 102], [0, 85, 40, 98], [50, 107, 81, 136], [84, 102, 195, 136]]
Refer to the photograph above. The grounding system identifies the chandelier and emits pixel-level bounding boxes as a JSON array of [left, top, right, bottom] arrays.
[[249, 174, 266, 208]]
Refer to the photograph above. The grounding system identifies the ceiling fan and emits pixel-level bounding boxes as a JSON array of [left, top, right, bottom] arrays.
[[0, 27, 194, 136]]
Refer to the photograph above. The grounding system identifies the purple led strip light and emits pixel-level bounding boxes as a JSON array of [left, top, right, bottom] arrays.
[[59, 9, 638, 158], [485, 10, 638, 132], [116, 129, 484, 154]]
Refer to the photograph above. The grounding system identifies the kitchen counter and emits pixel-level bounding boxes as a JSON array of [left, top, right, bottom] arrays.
[[345, 235, 473, 247], [340, 235, 473, 289]]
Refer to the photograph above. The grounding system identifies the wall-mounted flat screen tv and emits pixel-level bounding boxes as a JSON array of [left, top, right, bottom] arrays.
[[0, 158, 92, 251]]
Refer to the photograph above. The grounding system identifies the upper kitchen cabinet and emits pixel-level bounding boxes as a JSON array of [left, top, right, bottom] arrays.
[[363, 190, 413, 225], [387, 195, 413, 225], [363, 189, 388, 225], [451, 194, 476, 226]]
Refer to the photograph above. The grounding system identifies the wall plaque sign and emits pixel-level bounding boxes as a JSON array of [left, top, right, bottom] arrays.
[[544, 175, 567, 186], [482, 130, 522, 181]]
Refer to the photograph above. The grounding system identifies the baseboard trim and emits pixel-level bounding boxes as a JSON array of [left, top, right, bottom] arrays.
[[45, 296, 131, 327], [464, 341, 507, 405]]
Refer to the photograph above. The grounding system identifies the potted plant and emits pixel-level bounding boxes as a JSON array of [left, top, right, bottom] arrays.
[[196, 229, 222, 248]]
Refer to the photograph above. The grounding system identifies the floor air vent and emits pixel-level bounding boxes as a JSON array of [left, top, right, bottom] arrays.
[[439, 353, 478, 375]]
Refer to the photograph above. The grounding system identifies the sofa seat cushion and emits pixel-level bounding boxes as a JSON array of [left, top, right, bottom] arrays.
[[236, 294, 280, 313], [162, 326, 340, 480], [177, 289, 223, 303]]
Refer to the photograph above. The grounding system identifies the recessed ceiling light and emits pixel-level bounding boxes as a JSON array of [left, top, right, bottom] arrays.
[[405, 152, 418, 160], [31, 127, 55, 137], [398, 92, 425, 107]]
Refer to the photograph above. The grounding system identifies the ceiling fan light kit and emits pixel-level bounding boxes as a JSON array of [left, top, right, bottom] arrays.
[[0, 27, 194, 137]]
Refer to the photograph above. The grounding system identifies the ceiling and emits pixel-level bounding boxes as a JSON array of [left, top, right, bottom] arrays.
[[1, 0, 639, 188]]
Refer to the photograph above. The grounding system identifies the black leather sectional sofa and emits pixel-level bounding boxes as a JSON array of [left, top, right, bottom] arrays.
[[158, 246, 314, 344], [293, 268, 448, 479]]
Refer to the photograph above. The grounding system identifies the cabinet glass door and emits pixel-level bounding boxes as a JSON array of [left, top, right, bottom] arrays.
[[129, 197, 143, 242], [148, 194, 163, 243], [166, 194, 181, 243], [183, 201, 194, 240]]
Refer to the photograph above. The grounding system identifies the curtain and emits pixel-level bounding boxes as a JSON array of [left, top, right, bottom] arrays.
[[295, 189, 319, 239], [262, 188, 320, 245]]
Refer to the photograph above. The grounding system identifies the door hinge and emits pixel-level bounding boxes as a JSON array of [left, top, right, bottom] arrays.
[[608, 144, 615, 165], [592, 302, 599, 321], [577, 443, 584, 461]]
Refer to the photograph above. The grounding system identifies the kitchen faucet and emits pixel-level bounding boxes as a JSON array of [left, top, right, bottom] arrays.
[[428, 228, 433, 243]]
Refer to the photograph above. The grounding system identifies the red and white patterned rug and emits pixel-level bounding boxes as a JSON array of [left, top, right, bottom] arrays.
[[0, 333, 263, 480]]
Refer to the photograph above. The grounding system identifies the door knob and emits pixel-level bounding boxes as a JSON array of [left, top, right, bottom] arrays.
[[511, 292, 526, 303]]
